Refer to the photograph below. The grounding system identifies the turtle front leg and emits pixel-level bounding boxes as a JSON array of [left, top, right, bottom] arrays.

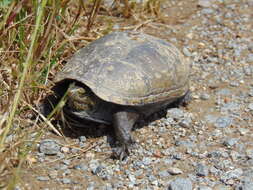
[[112, 111, 139, 160]]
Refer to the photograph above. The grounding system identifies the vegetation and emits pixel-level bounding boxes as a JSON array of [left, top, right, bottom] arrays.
[[0, 0, 164, 188]]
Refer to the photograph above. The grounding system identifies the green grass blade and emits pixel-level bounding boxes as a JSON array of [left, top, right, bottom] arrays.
[[0, 0, 48, 151]]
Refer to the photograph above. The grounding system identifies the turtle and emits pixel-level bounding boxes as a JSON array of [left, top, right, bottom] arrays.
[[43, 31, 190, 159]]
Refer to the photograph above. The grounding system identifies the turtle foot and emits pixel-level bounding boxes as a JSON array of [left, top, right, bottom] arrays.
[[112, 142, 136, 161]]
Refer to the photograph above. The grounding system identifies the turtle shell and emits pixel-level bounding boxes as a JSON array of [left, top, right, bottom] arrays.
[[55, 31, 190, 106]]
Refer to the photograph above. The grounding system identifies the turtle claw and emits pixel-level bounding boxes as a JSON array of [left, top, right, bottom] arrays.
[[113, 145, 129, 161], [113, 143, 136, 160]]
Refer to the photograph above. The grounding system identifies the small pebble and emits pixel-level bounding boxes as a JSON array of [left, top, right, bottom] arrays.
[[223, 138, 238, 147], [196, 163, 209, 177], [183, 47, 192, 57], [198, 0, 212, 7], [61, 178, 72, 184], [167, 167, 183, 175], [61, 147, 70, 153], [39, 139, 60, 155], [37, 176, 50, 181], [213, 184, 231, 190], [79, 136, 87, 142], [214, 116, 233, 128], [235, 182, 253, 190], [168, 178, 192, 190], [48, 170, 58, 179], [200, 93, 210, 100], [246, 148, 253, 159], [248, 103, 253, 111], [198, 186, 212, 190], [167, 108, 184, 120], [74, 163, 88, 171], [62, 160, 71, 165]]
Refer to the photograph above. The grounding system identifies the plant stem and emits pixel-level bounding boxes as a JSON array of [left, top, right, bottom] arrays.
[[0, 0, 48, 152]]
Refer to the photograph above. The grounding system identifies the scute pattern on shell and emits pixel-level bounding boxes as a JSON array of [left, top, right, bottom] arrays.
[[55, 31, 190, 105]]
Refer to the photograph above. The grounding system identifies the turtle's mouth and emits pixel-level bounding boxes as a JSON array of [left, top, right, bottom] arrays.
[[63, 107, 110, 126]]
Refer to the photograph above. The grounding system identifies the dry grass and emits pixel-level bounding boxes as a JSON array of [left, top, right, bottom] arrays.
[[0, 0, 165, 188]]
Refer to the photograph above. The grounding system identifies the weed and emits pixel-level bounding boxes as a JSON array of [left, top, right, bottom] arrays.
[[0, 0, 162, 187]]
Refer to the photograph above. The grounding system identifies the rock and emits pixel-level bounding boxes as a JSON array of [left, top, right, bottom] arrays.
[[74, 163, 88, 171], [200, 93, 210, 100], [221, 168, 243, 184], [36, 176, 50, 181], [63, 169, 71, 176], [230, 81, 239, 87], [247, 54, 253, 63], [57, 152, 65, 159], [235, 182, 253, 190], [14, 186, 22, 190], [172, 153, 184, 160], [39, 139, 60, 155], [48, 170, 58, 179], [238, 128, 250, 136], [142, 157, 152, 165], [175, 140, 195, 148], [216, 89, 231, 96], [205, 115, 218, 123], [213, 184, 231, 190], [198, 186, 212, 190], [209, 166, 221, 176], [128, 174, 136, 183], [221, 102, 240, 112], [62, 160, 71, 165], [167, 167, 183, 175], [92, 165, 103, 175], [196, 163, 209, 177], [54, 164, 68, 170], [248, 89, 253, 97], [230, 150, 241, 161], [223, 138, 238, 147], [158, 170, 170, 178], [79, 136, 87, 142], [89, 161, 102, 175], [246, 148, 253, 159], [208, 150, 224, 158], [168, 178, 192, 190], [71, 148, 79, 154], [167, 108, 184, 121], [248, 103, 253, 111], [183, 47, 192, 57], [214, 116, 233, 128], [244, 65, 253, 76], [179, 118, 192, 128], [198, 0, 212, 7], [61, 178, 72, 184], [103, 0, 114, 7], [60, 146, 70, 153], [201, 8, 214, 14]]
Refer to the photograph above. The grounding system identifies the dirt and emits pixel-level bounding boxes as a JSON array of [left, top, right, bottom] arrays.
[[14, 0, 253, 189]]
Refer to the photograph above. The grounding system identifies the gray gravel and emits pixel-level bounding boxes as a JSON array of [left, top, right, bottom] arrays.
[[196, 163, 209, 177], [38, 139, 60, 155], [168, 178, 192, 190]]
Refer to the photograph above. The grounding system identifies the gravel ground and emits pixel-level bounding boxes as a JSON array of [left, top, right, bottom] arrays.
[[19, 0, 253, 189]]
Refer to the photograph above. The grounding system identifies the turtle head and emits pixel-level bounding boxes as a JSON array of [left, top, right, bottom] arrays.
[[66, 83, 95, 112]]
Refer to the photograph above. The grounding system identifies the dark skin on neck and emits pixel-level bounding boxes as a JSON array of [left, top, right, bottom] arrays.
[[66, 83, 139, 159]]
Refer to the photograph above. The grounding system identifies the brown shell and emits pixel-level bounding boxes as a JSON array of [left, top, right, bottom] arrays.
[[55, 31, 190, 106]]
